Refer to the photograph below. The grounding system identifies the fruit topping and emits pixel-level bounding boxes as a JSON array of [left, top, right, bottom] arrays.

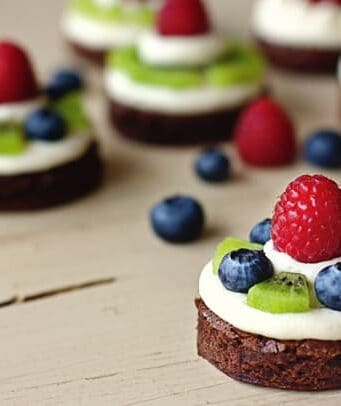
[[157, 0, 210, 37], [250, 219, 272, 245], [0, 123, 25, 155], [272, 174, 341, 263], [24, 108, 67, 142], [213, 237, 263, 275], [45, 69, 84, 100], [234, 97, 296, 167], [247, 272, 310, 314], [195, 149, 231, 183], [150, 195, 205, 243], [315, 263, 341, 311], [304, 129, 341, 168], [218, 249, 273, 293], [52, 92, 89, 132], [0, 41, 39, 103]]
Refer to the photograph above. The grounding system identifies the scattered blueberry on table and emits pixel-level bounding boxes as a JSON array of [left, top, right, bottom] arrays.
[[195, 149, 231, 183], [250, 218, 272, 245], [150, 195, 205, 243], [315, 263, 341, 311], [25, 108, 67, 142], [45, 69, 84, 100], [304, 129, 341, 168], [218, 249, 274, 293]]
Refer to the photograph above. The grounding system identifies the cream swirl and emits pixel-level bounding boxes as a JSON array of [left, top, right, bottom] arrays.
[[138, 31, 229, 67], [253, 0, 341, 49]]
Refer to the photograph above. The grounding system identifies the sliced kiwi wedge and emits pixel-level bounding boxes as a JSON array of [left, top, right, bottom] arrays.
[[52, 92, 89, 132], [0, 123, 26, 155], [247, 272, 310, 314], [212, 237, 263, 275]]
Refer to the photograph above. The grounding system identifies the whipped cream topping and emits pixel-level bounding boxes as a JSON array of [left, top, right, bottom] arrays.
[[62, 11, 146, 49], [0, 132, 94, 175], [105, 70, 262, 114], [253, 0, 341, 49], [0, 98, 43, 123], [264, 240, 341, 285], [94, 0, 119, 8], [199, 261, 341, 340], [138, 31, 229, 67]]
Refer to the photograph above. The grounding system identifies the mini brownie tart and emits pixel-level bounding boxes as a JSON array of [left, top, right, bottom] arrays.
[[62, 0, 158, 64], [196, 174, 341, 390], [252, 0, 341, 74], [0, 42, 102, 210], [104, 0, 266, 145]]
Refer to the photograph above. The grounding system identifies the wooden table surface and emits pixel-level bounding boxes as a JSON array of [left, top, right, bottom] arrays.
[[0, 1, 340, 404]]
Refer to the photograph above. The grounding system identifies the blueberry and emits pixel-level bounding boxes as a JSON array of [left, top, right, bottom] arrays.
[[195, 149, 230, 182], [150, 195, 205, 243], [218, 249, 273, 293], [315, 263, 341, 311], [304, 130, 341, 168], [24, 108, 67, 142], [45, 69, 84, 100], [250, 218, 272, 245]]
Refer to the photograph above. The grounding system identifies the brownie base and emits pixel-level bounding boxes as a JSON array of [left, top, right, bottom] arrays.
[[66, 40, 106, 65], [108, 99, 249, 145], [256, 37, 340, 74], [0, 142, 103, 211], [196, 298, 341, 391]]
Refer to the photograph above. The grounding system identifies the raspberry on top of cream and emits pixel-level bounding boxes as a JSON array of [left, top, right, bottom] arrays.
[[253, 0, 341, 48]]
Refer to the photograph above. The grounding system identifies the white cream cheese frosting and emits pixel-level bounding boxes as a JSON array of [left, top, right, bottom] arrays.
[[105, 70, 262, 114], [0, 132, 94, 175], [0, 99, 43, 123], [199, 261, 341, 340], [253, 0, 341, 49], [62, 11, 146, 49], [138, 31, 229, 67], [264, 240, 341, 285]]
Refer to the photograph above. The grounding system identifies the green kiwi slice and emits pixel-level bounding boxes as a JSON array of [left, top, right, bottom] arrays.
[[52, 92, 89, 132], [247, 272, 310, 314], [212, 237, 263, 275], [0, 123, 26, 155]]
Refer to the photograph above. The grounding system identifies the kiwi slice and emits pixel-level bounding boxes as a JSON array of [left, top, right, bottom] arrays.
[[207, 44, 265, 86], [212, 237, 263, 275], [0, 123, 26, 155], [247, 272, 310, 314], [108, 48, 203, 89], [52, 92, 89, 132]]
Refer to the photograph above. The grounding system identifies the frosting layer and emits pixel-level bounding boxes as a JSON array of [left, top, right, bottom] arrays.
[[253, 0, 341, 49], [138, 31, 229, 67], [199, 261, 341, 340], [62, 12, 145, 49], [0, 132, 93, 175], [105, 70, 262, 114]]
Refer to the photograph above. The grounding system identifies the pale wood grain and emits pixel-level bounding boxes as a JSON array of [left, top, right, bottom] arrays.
[[0, 0, 340, 405]]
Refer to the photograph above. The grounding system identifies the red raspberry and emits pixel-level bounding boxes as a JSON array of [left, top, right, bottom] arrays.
[[272, 174, 341, 263], [234, 97, 296, 167], [0, 41, 39, 104], [157, 0, 210, 36]]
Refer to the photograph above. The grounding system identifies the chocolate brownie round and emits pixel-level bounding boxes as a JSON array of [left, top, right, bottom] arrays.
[[67, 40, 106, 65], [196, 298, 341, 391], [109, 99, 246, 145], [256, 38, 339, 75], [0, 142, 102, 211]]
